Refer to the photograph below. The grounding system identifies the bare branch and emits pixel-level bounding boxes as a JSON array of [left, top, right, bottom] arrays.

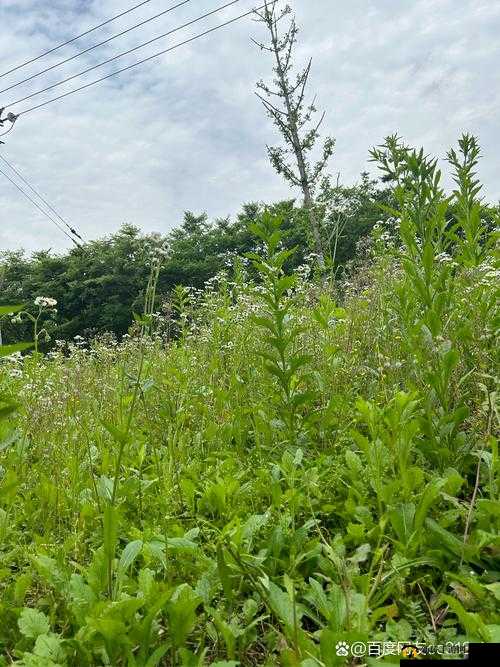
[[250, 37, 274, 52], [255, 91, 287, 116], [313, 110, 326, 135]]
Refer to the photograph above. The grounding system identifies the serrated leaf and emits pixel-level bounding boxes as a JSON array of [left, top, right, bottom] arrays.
[[18, 608, 50, 639], [33, 633, 64, 661]]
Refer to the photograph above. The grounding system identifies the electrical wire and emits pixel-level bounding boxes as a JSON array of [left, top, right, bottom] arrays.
[[0, 153, 84, 241], [0, 123, 16, 140], [15, 2, 270, 116], [0, 167, 81, 246], [0, 0, 158, 80], [0, 0, 195, 96], [5, 0, 241, 110]]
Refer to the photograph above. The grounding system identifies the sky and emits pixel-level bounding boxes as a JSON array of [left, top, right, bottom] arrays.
[[0, 0, 499, 253]]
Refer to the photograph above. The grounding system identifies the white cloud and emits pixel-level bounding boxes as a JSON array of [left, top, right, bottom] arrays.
[[0, 0, 498, 253]]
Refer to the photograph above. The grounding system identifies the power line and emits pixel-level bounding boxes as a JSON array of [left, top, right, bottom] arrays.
[[15, 2, 269, 116], [5, 0, 241, 111], [0, 153, 84, 242], [0, 0, 158, 80], [0, 123, 16, 141], [0, 0, 194, 97], [0, 167, 81, 246]]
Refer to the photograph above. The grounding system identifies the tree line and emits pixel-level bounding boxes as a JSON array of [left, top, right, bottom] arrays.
[[0, 178, 392, 341]]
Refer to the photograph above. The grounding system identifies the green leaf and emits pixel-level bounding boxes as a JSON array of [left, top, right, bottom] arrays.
[[485, 583, 500, 601], [265, 580, 297, 630], [252, 316, 277, 334], [306, 577, 332, 621], [18, 608, 50, 639], [17, 655, 60, 667], [31, 556, 67, 595], [425, 518, 480, 565], [0, 305, 24, 316], [101, 420, 127, 445], [144, 645, 170, 667], [276, 276, 296, 297], [165, 584, 202, 649], [0, 403, 18, 420], [68, 574, 96, 625], [217, 544, 234, 604], [117, 539, 143, 582], [414, 479, 445, 532], [33, 633, 65, 661], [0, 342, 32, 358], [166, 536, 198, 551], [441, 594, 490, 641], [487, 625, 500, 642]]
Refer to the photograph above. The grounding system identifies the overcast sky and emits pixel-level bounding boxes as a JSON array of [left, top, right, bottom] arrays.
[[0, 0, 498, 253]]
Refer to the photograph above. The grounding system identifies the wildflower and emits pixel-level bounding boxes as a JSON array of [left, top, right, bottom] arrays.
[[34, 296, 57, 308], [435, 252, 455, 264]]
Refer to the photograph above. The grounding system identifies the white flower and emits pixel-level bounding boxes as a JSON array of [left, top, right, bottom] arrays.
[[436, 252, 453, 264], [34, 296, 57, 308]]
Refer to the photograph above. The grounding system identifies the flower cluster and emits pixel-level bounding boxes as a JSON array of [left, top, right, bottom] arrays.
[[34, 296, 57, 309]]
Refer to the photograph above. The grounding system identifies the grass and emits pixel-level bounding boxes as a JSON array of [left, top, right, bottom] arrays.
[[0, 136, 498, 665]]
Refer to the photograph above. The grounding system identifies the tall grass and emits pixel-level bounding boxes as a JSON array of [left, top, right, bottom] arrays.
[[0, 135, 498, 665]]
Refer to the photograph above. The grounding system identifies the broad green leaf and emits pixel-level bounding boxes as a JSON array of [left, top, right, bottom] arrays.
[[18, 608, 50, 639], [265, 580, 297, 630], [389, 503, 415, 545], [166, 536, 198, 551], [33, 633, 65, 661], [117, 539, 143, 582], [165, 584, 202, 649], [425, 518, 480, 565]]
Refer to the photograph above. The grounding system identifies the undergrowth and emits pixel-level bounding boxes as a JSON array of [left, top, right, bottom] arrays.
[[0, 136, 499, 666]]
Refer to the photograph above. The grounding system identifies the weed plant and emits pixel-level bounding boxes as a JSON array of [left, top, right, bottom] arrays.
[[0, 136, 498, 665]]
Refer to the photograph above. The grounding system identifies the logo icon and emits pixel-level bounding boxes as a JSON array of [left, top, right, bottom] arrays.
[[336, 641, 349, 657]]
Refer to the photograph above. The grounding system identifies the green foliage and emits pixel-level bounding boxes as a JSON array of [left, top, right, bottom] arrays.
[[0, 135, 498, 664], [0, 192, 389, 343]]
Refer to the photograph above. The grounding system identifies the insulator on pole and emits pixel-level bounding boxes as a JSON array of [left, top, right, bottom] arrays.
[[0, 109, 19, 142]]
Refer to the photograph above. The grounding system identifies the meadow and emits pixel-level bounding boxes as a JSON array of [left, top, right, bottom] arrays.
[[0, 136, 498, 665]]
